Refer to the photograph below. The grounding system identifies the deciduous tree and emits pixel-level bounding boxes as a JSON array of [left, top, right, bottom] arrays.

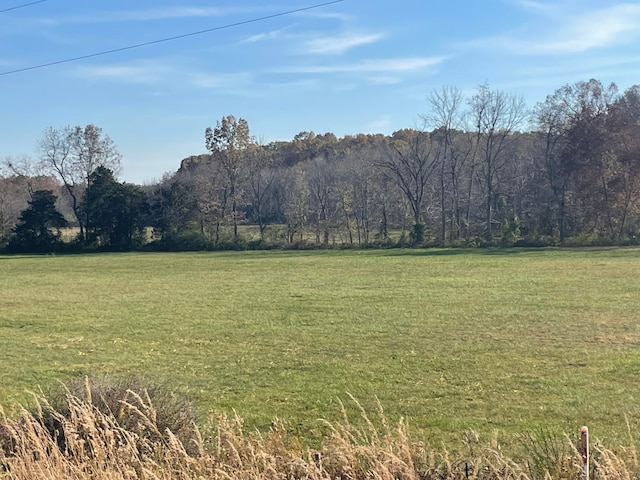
[[602, 85, 640, 240], [425, 86, 470, 244], [245, 143, 277, 240], [38, 124, 122, 241], [558, 80, 618, 237], [469, 83, 528, 239], [376, 129, 439, 244], [205, 116, 253, 241]]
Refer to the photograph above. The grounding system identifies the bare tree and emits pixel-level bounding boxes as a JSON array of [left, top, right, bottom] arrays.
[[245, 143, 277, 240], [191, 163, 227, 241], [375, 128, 440, 244], [0, 169, 27, 245], [284, 165, 309, 244], [306, 156, 338, 245], [335, 151, 376, 245], [425, 86, 471, 244], [3, 155, 51, 197], [38, 125, 122, 241], [469, 83, 528, 239]]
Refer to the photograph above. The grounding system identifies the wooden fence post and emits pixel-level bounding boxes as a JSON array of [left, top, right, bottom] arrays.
[[581, 426, 589, 480]]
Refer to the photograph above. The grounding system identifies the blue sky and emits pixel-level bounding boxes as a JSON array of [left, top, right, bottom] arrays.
[[2, 0, 640, 184]]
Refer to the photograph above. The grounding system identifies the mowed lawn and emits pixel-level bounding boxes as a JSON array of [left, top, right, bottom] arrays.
[[1, 248, 640, 448]]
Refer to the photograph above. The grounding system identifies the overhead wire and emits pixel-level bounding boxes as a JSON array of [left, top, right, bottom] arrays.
[[0, 0, 345, 76], [0, 0, 48, 14]]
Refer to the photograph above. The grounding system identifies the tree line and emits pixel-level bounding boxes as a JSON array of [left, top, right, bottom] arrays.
[[1, 78, 639, 252]]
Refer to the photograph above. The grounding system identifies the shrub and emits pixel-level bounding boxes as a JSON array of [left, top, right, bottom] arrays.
[[514, 235, 557, 247], [410, 222, 426, 246], [517, 428, 575, 480], [213, 236, 248, 251], [562, 233, 619, 247], [33, 375, 196, 452], [146, 231, 215, 251], [500, 214, 522, 246]]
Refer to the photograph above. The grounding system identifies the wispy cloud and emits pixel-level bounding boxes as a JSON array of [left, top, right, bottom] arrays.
[[507, 0, 559, 17], [75, 61, 172, 84], [242, 27, 290, 43], [109, 7, 235, 21], [278, 56, 446, 74], [304, 32, 384, 54], [565, 4, 640, 49], [242, 29, 383, 55], [294, 11, 352, 23], [517, 52, 640, 77], [43, 6, 251, 24], [474, 3, 640, 55], [266, 79, 321, 90], [190, 72, 253, 90], [367, 76, 404, 85]]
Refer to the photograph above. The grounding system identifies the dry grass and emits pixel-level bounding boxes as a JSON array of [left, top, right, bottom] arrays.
[[1, 386, 636, 480]]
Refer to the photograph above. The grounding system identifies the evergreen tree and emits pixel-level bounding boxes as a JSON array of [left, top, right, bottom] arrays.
[[8, 190, 67, 253], [83, 166, 148, 250]]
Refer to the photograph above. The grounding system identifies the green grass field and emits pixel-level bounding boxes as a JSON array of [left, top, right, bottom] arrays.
[[1, 248, 640, 450]]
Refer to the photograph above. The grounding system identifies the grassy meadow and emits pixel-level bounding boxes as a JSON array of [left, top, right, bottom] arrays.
[[1, 247, 640, 451]]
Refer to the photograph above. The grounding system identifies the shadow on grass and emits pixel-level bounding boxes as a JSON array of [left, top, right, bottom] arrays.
[[384, 247, 552, 257]]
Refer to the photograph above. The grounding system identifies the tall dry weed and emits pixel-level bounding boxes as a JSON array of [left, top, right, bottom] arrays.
[[0, 387, 639, 480]]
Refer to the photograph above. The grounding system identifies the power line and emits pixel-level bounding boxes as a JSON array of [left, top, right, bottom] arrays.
[[0, 0, 345, 76], [0, 0, 48, 14]]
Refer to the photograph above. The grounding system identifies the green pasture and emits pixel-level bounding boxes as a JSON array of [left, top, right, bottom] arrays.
[[1, 248, 640, 449]]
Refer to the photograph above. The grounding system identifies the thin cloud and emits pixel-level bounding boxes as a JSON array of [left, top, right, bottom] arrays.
[[565, 4, 640, 49], [304, 33, 384, 55], [508, 0, 559, 17], [243, 27, 290, 43], [112, 7, 238, 21], [528, 4, 640, 54], [517, 53, 640, 78], [367, 76, 404, 85], [474, 3, 640, 55], [42, 6, 250, 24], [278, 56, 446, 74], [191, 73, 321, 96], [190, 72, 253, 90], [75, 62, 171, 84], [266, 79, 321, 90], [294, 11, 352, 23]]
